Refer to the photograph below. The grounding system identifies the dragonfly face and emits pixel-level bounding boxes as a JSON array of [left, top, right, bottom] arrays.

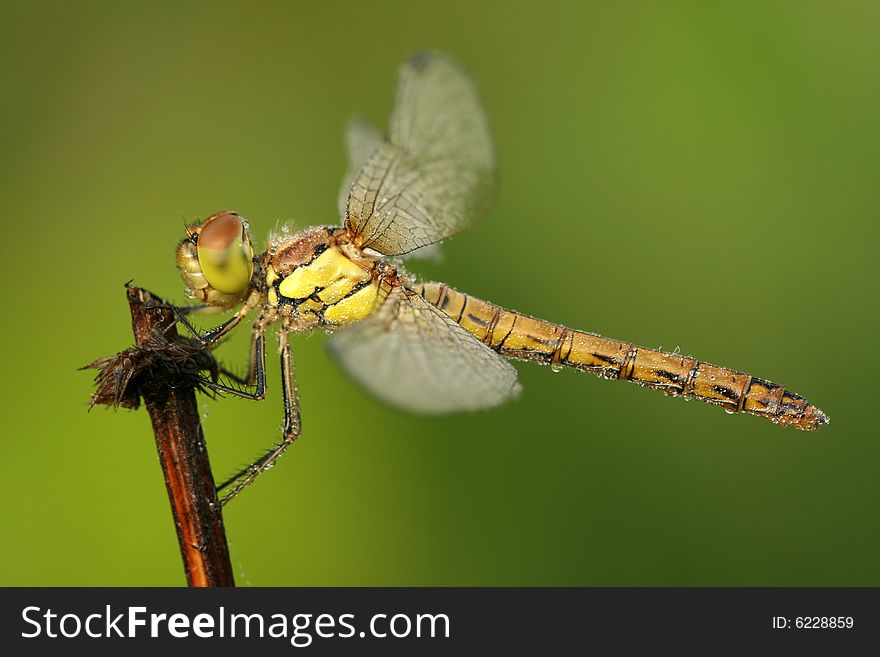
[[177, 211, 255, 309], [166, 52, 827, 506]]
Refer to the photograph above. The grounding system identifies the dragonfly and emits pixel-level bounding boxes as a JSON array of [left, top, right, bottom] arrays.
[[170, 52, 828, 504]]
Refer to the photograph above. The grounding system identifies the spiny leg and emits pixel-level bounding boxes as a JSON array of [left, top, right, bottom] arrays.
[[190, 322, 271, 552], [166, 292, 261, 349], [203, 326, 266, 400], [217, 321, 301, 506], [216, 366, 249, 387], [184, 303, 267, 393]]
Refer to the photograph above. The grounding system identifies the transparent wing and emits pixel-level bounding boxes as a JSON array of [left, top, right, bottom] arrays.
[[328, 286, 520, 414], [344, 52, 495, 256], [337, 116, 383, 221], [400, 242, 442, 262], [338, 117, 443, 263]]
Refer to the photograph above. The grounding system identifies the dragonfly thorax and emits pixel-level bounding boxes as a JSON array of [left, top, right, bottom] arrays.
[[265, 226, 380, 327]]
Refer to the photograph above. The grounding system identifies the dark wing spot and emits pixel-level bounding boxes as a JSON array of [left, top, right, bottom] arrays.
[[410, 52, 432, 70]]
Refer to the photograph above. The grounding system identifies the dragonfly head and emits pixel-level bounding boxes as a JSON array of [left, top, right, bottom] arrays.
[[177, 211, 255, 308]]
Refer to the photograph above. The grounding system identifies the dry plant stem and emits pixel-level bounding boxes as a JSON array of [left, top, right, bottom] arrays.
[[127, 286, 234, 587]]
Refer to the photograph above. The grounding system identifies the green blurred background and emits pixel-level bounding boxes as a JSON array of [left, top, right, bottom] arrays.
[[2, 0, 877, 586]]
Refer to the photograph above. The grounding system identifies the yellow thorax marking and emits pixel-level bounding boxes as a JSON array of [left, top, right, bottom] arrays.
[[278, 248, 369, 300], [323, 284, 378, 324], [265, 264, 280, 286], [298, 298, 324, 313]]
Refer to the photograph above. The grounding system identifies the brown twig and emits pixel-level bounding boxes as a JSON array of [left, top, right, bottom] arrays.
[[84, 286, 234, 586]]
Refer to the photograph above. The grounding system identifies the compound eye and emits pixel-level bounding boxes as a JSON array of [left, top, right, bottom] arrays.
[[197, 212, 255, 294]]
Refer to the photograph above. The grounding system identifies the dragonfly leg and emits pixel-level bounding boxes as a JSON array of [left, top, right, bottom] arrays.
[[168, 304, 216, 316], [203, 326, 266, 400], [216, 321, 301, 506], [174, 308, 244, 348], [214, 325, 262, 386], [166, 292, 262, 349], [216, 366, 248, 387]]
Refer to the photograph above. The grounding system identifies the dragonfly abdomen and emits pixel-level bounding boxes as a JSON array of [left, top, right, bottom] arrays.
[[416, 282, 828, 430]]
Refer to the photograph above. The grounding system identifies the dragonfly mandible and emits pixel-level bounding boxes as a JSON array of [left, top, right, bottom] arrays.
[[170, 52, 828, 504]]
